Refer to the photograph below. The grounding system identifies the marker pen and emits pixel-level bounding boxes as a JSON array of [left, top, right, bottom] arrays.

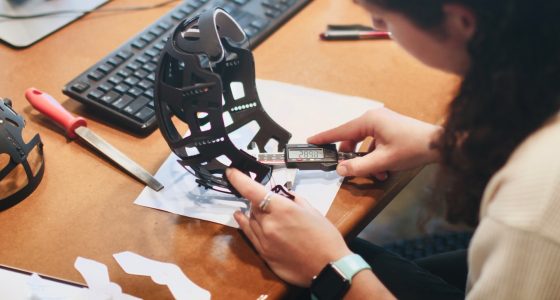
[[320, 30, 391, 41]]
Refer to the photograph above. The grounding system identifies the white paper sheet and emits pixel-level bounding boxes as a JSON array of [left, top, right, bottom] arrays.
[[135, 79, 383, 227], [0, 259, 140, 300], [0, 267, 84, 300], [74, 257, 140, 300], [114, 251, 210, 300]]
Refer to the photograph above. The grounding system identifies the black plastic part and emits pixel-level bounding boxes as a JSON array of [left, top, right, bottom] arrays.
[[0, 98, 45, 211], [155, 8, 291, 195]]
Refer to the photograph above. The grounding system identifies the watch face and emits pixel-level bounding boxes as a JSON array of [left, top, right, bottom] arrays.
[[310, 263, 351, 300]]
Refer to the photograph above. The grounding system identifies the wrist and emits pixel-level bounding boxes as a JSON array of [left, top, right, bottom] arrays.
[[310, 247, 353, 284], [344, 269, 395, 300], [310, 253, 371, 300]]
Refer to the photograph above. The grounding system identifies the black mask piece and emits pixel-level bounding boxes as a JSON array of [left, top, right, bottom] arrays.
[[155, 8, 292, 195], [0, 98, 44, 210]]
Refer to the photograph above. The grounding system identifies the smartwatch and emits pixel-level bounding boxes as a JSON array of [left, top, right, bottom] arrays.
[[310, 254, 371, 300]]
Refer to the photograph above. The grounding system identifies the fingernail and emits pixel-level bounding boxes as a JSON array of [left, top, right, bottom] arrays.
[[233, 210, 243, 220], [337, 164, 348, 176], [225, 168, 232, 176]]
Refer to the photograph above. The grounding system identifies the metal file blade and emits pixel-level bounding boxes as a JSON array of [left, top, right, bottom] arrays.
[[25, 87, 163, 192], [75, 127, 163, 191]]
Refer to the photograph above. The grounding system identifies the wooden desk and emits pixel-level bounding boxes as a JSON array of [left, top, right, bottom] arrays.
[[0, 1, 456, 299]]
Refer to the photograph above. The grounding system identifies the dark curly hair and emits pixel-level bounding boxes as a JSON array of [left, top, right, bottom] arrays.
[[364, 0, 560, 226]]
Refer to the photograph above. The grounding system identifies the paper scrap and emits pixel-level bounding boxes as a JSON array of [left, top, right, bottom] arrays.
[[74, 257, 140, 300], [135, 79, 383, 227], [25, 272, 84, 300], [113, 251, 211, 300]]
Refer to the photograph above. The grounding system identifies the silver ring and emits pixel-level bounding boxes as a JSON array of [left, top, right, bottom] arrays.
[[258, 191, 274, 213]]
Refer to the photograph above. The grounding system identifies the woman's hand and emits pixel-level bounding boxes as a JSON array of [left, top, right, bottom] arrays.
[[227, 168, 352, 287], [307, 107, 442, 180]]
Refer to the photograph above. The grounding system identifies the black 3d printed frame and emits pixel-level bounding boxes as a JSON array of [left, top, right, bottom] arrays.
[[155, 8, 292, 195], [0, 98, 44, 210]]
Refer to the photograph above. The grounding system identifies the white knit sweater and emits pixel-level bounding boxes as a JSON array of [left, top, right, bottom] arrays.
[[467, 114, 560, 299]]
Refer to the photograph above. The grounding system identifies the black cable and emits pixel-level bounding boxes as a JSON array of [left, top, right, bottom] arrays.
[[0, 0, 180, 20]]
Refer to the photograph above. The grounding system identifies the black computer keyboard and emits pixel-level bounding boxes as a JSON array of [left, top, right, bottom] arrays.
[[382, 231, 474, 261], [63, 0, 310, 134]]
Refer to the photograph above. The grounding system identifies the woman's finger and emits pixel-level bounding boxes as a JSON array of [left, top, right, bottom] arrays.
[[307, 112, 374, 145], [227, 168, 293, 221], [234, 211, 264, 253], [336, 150, 388, 177], [249, 217, 265, 241]]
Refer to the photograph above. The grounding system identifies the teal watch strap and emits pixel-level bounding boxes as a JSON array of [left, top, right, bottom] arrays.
[[332, 254, 371, 284], [310, 253, 371, 300]]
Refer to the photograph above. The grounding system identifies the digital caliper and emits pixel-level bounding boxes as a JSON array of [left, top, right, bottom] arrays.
[[256, 144, 366, 171]]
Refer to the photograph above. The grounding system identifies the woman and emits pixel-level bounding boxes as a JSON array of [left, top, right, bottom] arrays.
[[226, 0, 560, 298]]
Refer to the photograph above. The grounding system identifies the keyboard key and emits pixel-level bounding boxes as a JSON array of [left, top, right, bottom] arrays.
[[134, 106, 155, 122], [144, 88, 155, 98], [189, 1, 204, 8], [140, 33, 157, 43], [108, 75, 124, 85], [117, 68, 133, 78], [100, 91, 120, 104], [142, 63, 158, 72], [134, 69, 149, 79], [147, 100, 155, 108], [131, 39, 148, 49], [244, 27, 258, 37], [98, 82, 114, 92], [264, 9, 281, 18], [116, 50, 133, 60], [107, 56, 124, 66], [250, 18, 269, 29], [126, 62, 142, 71], [128, 87, 144, 97], [123, 96, 150, 116], [87, 89, 104, 100], [179, 5, 195, 14], [138, 80, 153, 90], [154, 42, 166, 51], [87, 70, 105, 81], [261, 0, 275, 8], [124, 77, 140, 86], [135, 55, 151, 64], [149, 27, 165, 37], [145, 48, 160, 57], [111, 95, 134, 110], [98, 63, 114, 74], [221, 3, 238, 14], [171, 11, 187, 20], [147, 73, 156, 82], [262, 1, 287, 11], [233, 0, 250, 5], [114, 83, 131, 94], [71, 81, 90, 93], [158, 21, 172, 30]]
